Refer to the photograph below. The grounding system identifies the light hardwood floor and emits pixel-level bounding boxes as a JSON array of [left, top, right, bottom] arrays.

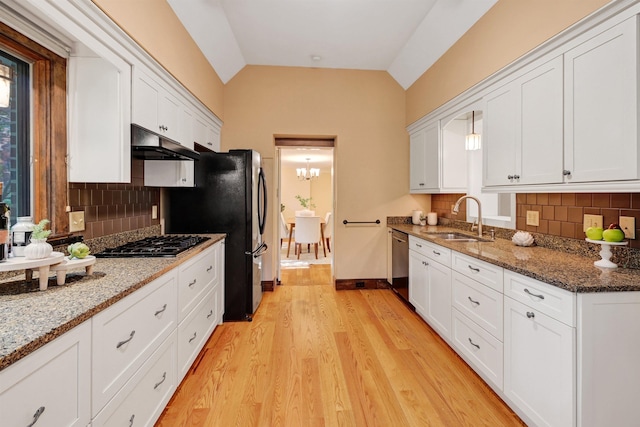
[[156, 265, 525, 426]]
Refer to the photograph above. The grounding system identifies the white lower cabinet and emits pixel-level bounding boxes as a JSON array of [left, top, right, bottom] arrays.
[[178, 287, 217, 378], [92, 272, 178, 415], [504, 296, 575, 427], [408, 249, 429, 318], [93, 331, 177, 427], [0, 321, 91, 427], [425, 258, 452, 339]]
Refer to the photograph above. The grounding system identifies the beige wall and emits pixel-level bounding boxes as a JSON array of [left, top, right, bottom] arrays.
[[224, 65, 430, 280], [92, 0, 225, 119], [406, 0, 611, 124]]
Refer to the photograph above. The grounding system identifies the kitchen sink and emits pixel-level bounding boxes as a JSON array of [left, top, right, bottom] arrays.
[[423, 232, 493, 243]]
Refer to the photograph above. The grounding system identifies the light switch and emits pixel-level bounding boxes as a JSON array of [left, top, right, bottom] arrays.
[[69, 211, 85, 232], [152, 205, 158, 219], [526, 210, 539, 226], [583, 214, 603, 231]]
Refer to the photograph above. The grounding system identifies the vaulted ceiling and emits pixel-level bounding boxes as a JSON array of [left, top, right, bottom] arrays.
[[166, 0, 498, 89]]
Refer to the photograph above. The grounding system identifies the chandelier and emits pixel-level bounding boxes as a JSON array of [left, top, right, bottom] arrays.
[[297, 158, 320, 180]]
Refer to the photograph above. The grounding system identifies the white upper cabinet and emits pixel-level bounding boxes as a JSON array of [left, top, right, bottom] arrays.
[[194, 112, 221, 152], [483, 55, 564, 187], [132, 65, 181, 142], [69, 53, 131, 183], [564, 15, 639, 183], [409, 120, 465, 194]]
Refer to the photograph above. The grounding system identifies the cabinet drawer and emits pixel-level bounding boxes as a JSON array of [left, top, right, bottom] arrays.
[[93, 331, 177, 427], [92, 272, 177, 414], [178, 246, 217, 322], [178, 287, 217, 378], [0, 321, 91, 427], [409, 236, 451, 267], [504, 270, 575, 326], [452, 309, 503, 391], [452, 252, 503, 292], [452, 271, 503, 340]]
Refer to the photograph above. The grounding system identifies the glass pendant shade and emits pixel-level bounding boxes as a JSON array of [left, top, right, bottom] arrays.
[[465, 111, 481, 151]]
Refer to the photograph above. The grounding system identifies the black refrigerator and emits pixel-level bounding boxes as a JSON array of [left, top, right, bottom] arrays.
[[165, 150, 267, 321]]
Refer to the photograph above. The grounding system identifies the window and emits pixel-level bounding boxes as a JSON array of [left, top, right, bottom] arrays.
[[0, 50, 30, 221], [0, 21, 67, 235]]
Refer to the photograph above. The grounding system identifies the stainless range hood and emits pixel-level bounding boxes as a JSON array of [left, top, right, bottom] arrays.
[[131, 124, 200, 161]]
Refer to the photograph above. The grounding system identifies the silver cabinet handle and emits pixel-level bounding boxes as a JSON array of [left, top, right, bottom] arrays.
[[129, 414, 135, 427], [189, 279, 197, 287], [415, 243, 422, 248], [507, 174, 514, 180], [419, 183, 425, 186], [563, 170, 571, 176], [468, 296, 480, 306], [468, 338, 480, 349], [181, 178, 187, 182], [207, 265, 213, 272], [154, 304, 167, 316], [154, 372, 167, 390], [526, 311, 535, 319], [433, 250, 441, 256], [524, 288, 544, 299], [514, 174, 520, 180], [116, 330, 136, 349], [189, 332, 197, 343], [468, 265, 480, 272], [207, 309, 213, 319], [422, 260, 428, 266], [26, 406, 45, 427], [207, 141, 213, 146]]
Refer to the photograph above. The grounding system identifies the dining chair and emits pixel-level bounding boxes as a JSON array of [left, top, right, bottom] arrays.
[[323, 212, 332, 252], [280, 212, 292, 248], [294, 216, 321, 259]]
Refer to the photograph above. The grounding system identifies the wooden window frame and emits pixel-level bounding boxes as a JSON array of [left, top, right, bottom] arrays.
[[0, 21, 67, 235]]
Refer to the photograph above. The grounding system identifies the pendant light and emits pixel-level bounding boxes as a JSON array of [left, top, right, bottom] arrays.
[[465, 111, 481, 151]]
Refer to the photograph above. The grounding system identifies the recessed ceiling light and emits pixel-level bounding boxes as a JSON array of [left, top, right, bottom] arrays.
[[311, 55, 322, 61]]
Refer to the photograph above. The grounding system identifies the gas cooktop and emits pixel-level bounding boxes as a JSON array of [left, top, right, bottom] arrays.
[[95, 235, 210, 258]]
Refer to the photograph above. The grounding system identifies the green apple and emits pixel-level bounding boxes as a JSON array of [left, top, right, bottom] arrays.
[[602, 224, 625, 242], [585, 226, 604, 240]]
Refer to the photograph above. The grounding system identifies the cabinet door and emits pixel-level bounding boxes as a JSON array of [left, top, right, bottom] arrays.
[[0, 321, 91, 427], [158, 90, 181, 141], [144, 160, 194, 187], [483, 84, 517, 186], [518, 56, 564, 185], [179, 106, 195, 149], [425, 258, 452, 339], [564, 16, 639, 182], [408, 250, 428, 318], [409, 123, 439, 192], [69, 55, 131, 183], [132, 66, 160, 132], [504, 297, 575, 427]]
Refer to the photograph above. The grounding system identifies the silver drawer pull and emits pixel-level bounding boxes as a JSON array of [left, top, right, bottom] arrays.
[[524, 288, 544, 299], [433, 250, 441, 256], [207, 265, 213, 272], [468, 296, 480, 306], [207, 309, 213, 319], [189, 279, 197, 287], [154, 304, 167, 316], [116, 330, 136, 349], [468, 338, 480, 349], [189, 332, 197, 343], [415, 243, 423, 248], [26, 406, 45, 427], [526, 311, 535, 319], [468, 265, 480, 272], [422, 260, 428, 266], [129, 414, 135, 427], [154, 372, 167, 390]]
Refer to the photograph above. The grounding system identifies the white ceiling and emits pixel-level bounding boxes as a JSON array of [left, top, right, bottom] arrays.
[[280, 147, 333, 171], [166, 0, 497, 89]]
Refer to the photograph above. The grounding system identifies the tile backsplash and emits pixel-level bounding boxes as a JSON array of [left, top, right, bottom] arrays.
[[430, 193, 467, 222], [69, 159, 160, 239]]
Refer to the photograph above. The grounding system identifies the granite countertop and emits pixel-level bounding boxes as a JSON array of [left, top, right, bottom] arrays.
[[0, 234, 226, 372], [391, 224, 640, 293]]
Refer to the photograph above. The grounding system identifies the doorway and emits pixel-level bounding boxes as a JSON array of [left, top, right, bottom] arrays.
[[275, 139, 335, 284]]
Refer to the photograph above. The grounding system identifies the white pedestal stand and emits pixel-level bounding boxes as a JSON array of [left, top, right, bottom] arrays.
[[0, 252, 65, 290], [585, 238, 628, 268]]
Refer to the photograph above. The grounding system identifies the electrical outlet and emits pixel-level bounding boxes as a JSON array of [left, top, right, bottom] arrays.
[[152, 205, 158, 220], [526, 210, 539, 226], [583, 214, 603, 231], [619, 216, 636, 239], [69, 211, 85, 232]]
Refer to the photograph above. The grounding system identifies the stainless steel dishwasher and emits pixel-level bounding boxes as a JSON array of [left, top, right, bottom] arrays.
[[390, 229, 409, 303]]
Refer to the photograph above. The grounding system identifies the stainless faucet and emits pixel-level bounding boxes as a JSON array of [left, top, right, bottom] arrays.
[[452, 195, 483, 237]]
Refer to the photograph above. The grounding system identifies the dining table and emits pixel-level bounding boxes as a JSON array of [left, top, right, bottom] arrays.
[[286, 217, 326, 258]]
